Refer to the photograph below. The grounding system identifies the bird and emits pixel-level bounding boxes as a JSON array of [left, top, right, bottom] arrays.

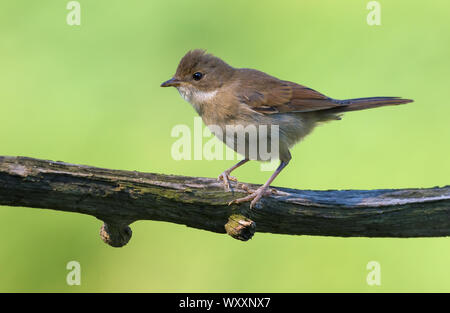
[[161, 49, 413, 208]]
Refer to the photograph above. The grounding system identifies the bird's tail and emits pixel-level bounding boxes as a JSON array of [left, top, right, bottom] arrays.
[[331, 97, 413, 113]]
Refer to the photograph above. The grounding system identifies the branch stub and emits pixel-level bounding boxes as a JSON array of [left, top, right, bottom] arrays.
[[100, 222, 132, 247], [225, 214, 256, 241]]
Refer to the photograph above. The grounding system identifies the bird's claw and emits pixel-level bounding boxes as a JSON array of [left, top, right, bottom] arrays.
[[228, 186, 277, 209], [240, 184, 277, 195], [217, 172, 237, 191]]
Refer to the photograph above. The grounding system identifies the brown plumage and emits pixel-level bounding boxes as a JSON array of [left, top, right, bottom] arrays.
[[161, 49, 413, 208]]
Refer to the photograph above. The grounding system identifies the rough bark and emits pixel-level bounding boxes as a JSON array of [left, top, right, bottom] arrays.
[[0, 156, 449, 246]]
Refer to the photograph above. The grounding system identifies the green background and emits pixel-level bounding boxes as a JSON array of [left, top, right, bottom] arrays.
[[1, 0, 449, 292]]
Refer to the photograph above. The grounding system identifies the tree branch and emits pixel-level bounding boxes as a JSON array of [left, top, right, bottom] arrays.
[[1, 156, 449, 246]]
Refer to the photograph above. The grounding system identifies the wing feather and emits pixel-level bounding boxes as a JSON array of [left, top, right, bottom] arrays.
[[235, 69, 344, 114]]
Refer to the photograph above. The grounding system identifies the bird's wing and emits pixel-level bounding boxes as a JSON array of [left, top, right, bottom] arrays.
[[236, 71, 344, 114]]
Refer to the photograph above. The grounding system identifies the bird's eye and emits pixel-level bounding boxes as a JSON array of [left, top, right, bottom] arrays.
[[192, 72, 203, 81]]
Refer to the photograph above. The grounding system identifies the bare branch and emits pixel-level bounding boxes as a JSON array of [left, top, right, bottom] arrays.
[[1, 156, 449, 246]]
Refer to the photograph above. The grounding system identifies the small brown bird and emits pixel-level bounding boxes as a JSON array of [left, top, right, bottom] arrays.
[[161, 50, 413, 208]]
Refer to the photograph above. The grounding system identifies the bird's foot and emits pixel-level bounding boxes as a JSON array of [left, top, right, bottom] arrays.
[[229, 185, 277, 209], [217, 171, 238, 191]]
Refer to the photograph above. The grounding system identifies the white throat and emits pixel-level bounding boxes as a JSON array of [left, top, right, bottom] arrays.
[[177, 87, 218, 113]]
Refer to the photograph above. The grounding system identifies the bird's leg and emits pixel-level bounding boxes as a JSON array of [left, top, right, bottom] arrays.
[[217, 159, 249, 191], [229, 160, 289, 209]]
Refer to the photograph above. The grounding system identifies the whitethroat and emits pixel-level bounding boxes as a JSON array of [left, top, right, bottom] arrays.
[[161, 50, 413, 208]]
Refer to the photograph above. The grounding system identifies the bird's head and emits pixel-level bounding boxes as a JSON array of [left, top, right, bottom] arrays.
[[161, 50, 234, 94]]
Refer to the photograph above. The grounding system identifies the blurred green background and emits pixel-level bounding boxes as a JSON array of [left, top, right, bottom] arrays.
[[0, 0, 449, 292]]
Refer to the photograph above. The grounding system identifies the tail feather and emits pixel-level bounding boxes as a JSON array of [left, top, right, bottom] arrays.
[[331, 97, 413, 113]]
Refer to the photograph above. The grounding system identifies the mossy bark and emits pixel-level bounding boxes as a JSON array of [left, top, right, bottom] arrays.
[[1, 156, 450, 246]]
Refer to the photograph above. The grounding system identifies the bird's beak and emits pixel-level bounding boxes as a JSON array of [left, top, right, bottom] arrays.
[[161, 78, 181, 87]]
